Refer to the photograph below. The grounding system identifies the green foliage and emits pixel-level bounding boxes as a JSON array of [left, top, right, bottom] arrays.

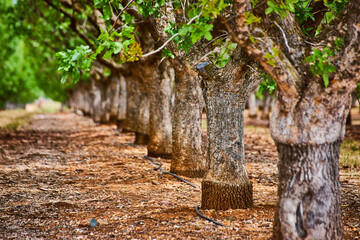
[[262, 47, 280, 67], [163, 0, 230, 53], [161, 47, 175, 59], [214, 42, 237, 68], [56, 45, 93, 83], [136, 0, 166, 17], [258, 73, 277, 95], [324, 0, 349, 18], [266, 0, 299, 19], [305, 46, 336, 87], [95, 25, 138, 61], [294, 0, 314, 24], [0, 1, 71, 106], [244, 12, 262, 25]]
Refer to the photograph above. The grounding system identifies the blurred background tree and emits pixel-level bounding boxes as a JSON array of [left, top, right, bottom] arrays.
[[0, 0, 76, 109]]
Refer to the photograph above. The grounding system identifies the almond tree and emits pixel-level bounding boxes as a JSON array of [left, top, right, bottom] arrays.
[[227, 0, 360, 238]]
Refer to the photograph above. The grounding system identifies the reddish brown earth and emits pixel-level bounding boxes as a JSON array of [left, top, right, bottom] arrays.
[[0, 112, 359, 239]]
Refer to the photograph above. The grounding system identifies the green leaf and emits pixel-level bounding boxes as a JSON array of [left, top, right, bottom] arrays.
[[103, 5, 112, 20], [113, 42, 123, 54], [103, 50, 113, 60], [249, 35, 258, 43], [264, 52, 274, 59], [204, 31, 212, 41], [161, 47, 175, 59], [265, 7, 274, 15], [71, 52, 80, 61], [60, 74, 68, 84], [322, 73, 329, 87], [325, 12, 335, 23]]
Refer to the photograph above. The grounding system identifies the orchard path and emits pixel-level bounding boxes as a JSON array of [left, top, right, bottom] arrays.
[[0, 112, 359, 239]]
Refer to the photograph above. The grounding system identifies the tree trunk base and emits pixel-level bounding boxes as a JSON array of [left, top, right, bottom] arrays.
[[109, 115, 118, 124], [147, 151, 172, 159], [117, 119, 125, 130], [134, 132, 149, 145], [170, 168, 207, 178], [273, 141, 343, 240], [201, 180, 253, 210]]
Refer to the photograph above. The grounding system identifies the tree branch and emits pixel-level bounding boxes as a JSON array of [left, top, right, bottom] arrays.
[[107, 0, 135, 33], [227, 0, 301, 104]]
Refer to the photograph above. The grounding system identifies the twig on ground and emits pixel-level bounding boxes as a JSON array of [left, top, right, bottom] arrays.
[[143, 155, 199, 188], [195, 206, 225, 226]]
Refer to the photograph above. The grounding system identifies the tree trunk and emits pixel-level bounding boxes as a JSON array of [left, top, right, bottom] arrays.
[[170, 68, 206, 177], [90, 79, 102, 123], [147, 60, 174, 159], [261, 91, 272, 120], [134, 80, 150, 145], [199, 57, 255, 210], [117, 74, 127, 130], [123, 75, 138, 132], [122, 73, 149, 144], [273, 142, 343, 240], [248, 91, 258, 118], [100, 79, 111, 124], [109, 72, 120, 124], [270, 82, 351, 239]]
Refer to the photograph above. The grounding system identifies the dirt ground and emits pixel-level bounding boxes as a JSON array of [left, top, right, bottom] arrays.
[[0, 112, 359, 239]]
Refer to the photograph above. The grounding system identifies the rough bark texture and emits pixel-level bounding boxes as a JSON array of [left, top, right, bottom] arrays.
[[147, 60, 174, 159], [100, 79, 111, 124], [134, 81, 150, 145], [108, 72, 120, 124], [90, 79, 102, 123], [273, 142, 343, 240], [270, 81, 351, 239], [122, 69, 150, 143], [199, 49, 258, 210], [229, 1, 360, 237], [117, 74, 127, 130], [170, 68, 206, 178]]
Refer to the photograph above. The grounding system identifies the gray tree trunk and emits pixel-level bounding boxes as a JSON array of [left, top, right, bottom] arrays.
[[199, 49, 259, 210], [261, 91, 272, 120], [170, 67, 206, 177], [100, 79, 111, 124], [248, 91, 258, 118], [90, 79, 102, 123], [134, 80, 150, 145], [123, 75, 140, 132], [147, 60, 174, 158], [109, 72, 120, 124], [122, 73, 149, 144], [117, 74, 127, 129], [273, 141, 343, 240], [270, 83, 351, 239]]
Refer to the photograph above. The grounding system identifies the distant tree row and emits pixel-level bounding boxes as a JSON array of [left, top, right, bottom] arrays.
[[0, 0, 73, 109]]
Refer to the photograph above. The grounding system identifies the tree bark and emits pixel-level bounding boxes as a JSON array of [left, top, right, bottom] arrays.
[[100, 79, 111, 124], [90, 79, 102, 123], [108, 72, 120, 124], [248, 91, 258, 118], [273, 142, 343, 240], [261, 91, 272, 120], [199, 52, 257, 210], [170, 68, 207, 177], [117, 74, 127, 130], [270, 81, 352, 239], [122, 74, 150, 144], [147, 60, 174, 159]]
